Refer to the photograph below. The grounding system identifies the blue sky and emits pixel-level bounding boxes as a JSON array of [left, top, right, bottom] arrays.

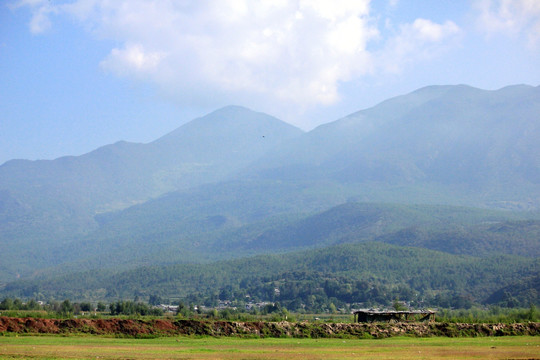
[[1, 0, 539, 165]]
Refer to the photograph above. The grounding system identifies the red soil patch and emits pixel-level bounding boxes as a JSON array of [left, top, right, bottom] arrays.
[[1, 316, 539, 338]]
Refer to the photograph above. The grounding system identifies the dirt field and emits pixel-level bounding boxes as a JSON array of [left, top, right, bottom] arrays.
[[0, 335, 538, 359], [1, 316, 539, 338]]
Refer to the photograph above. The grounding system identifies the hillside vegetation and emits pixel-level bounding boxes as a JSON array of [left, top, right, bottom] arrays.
[[3, 242, 538, 309], [0, 85, 538, 309]]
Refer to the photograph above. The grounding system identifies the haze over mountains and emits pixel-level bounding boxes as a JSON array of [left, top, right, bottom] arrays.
[[1, 84, 539, 306], [245, 85, 540, 205], [0, 106, 303, 236]]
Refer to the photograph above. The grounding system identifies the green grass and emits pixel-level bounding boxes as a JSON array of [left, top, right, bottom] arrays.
[[0, 335, 538, 359]]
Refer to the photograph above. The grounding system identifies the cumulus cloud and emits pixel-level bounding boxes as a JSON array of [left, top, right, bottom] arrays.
[[13, 0, 463, 110], [100, 43, 166, 76], [10, 0, 56, 34], [57, 0, 381, 107], [474, 0, 540, 47], [379, 18, 461, 73]]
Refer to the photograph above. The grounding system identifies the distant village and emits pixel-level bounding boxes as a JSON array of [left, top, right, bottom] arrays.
[[155, 300, 278, 314]]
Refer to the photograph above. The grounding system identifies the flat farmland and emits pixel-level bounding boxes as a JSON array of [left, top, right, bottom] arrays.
[[0, 335, 539, 359]]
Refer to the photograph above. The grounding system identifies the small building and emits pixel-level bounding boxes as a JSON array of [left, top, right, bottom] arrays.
[[157, 304, 179, 313], [353, 309, 436, 322]]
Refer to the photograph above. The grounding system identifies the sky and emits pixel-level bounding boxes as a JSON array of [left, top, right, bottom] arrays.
[[1, 0, 540, 165]]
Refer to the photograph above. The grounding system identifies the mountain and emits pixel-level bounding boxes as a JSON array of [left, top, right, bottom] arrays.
[[1, 84, 539, 288], [7, 200, 538, 285], [377, 219, 540, 257], [485, 274, 540, 307], [217, 202, 539, 254], [0, 106, 303, 282], [1, 106, 302, 213], [243, 84, 540, 209], [0, 106, 303, 244]]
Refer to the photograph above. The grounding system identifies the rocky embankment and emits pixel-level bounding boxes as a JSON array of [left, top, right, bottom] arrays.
[[1, 317, 538, 338]]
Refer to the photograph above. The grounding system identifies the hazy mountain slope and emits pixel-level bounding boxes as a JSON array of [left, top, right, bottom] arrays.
[[377, 219, 540, 257], [244, 85, 540, 209], [219, 202, 536, 253], [146, 106, 304, 191], [13, 180, 351, 279], [2, 84, 539, 285], [0, 105, 302, 219], [0, 107, 303, 281], [23, 201, 537, 283]]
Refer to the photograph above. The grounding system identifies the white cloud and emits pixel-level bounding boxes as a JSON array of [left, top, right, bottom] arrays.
[[474, 0, 540, 47], [52, 0, 380, 107], [380, 18, 461, 73], [10, 0, 56, 34], [100, 43, 166, 76], [411, 18, 459, 42], [13, 0, 463, 111], [28, 6, 52, 33]]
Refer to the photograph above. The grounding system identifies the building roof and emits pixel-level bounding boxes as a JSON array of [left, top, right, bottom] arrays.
[[353, 309, 436, 315]]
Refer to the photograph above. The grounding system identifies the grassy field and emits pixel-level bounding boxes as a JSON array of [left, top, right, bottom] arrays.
[[0, 335, 538, 359]]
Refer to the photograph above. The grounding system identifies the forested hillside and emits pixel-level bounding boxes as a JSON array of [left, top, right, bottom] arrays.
[[6, 201, 537, 282], [0, 84, 539, 307], [377, 219, 540, 257], [3, 242, 538, 310]]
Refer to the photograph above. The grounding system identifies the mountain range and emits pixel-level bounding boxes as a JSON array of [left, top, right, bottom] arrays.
[[1, 84, 539, 307]]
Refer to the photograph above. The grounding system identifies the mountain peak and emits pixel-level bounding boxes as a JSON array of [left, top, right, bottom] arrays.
[[198, 105, 295, 128], [213, 105, 254, 114], [155, 106, 303, 146]]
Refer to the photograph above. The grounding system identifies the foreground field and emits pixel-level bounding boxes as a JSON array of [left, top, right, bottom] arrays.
[[0, 335, 539, 359]]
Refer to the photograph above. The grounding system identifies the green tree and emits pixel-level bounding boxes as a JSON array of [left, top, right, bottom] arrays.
[[176, 301, 191, 318], [329, 302, 337, 314], [96, 302, 107, 312], [79, 302, 92, 312], [60, 299, 73, 315], [527, 304, 538, 321], [13, 298, 23, 310], [25, 299, 40, 310], [0, 297, 14, 310], [392, 299, 407, 311], [149, 294, 162, 306]]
